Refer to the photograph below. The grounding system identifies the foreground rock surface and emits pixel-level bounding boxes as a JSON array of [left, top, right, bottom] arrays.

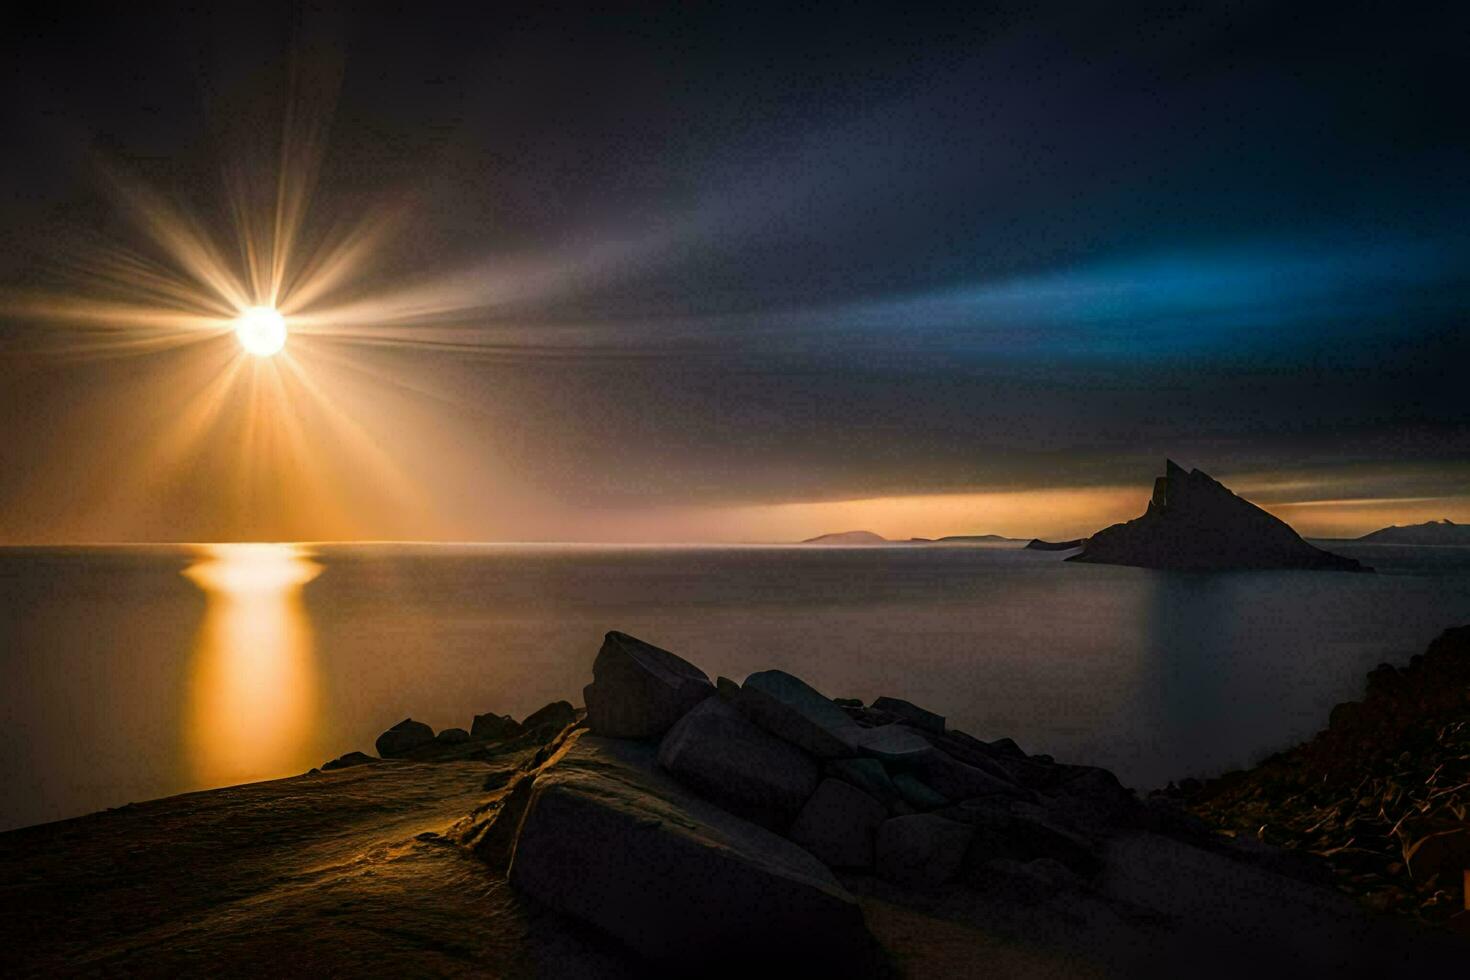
[[507, 733, 878, 968], [1069, 459, 1365, 572]]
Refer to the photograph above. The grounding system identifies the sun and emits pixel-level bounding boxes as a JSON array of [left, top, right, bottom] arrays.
[[234, 306, 288, 357]]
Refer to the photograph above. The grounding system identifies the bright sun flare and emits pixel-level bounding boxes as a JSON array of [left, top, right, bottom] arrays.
[[234, 306, 288, 356]]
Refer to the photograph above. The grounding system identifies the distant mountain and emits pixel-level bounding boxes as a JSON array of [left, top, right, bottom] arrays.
[[1357, 519, 1470, 545], [799, 531, 1022, 545], [800, 530, 887, 545], [1068, 460, 1366, 572], [1025, 538, 1083, 551]]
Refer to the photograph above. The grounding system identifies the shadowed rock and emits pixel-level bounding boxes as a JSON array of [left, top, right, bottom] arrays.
[[1068, 459, 1365, 572], [583, 631, 714, 739], [375, 718, 435, 758], [826, 758, 902, 811], [788, 778, 887, 869], [321, 751, 375, 771], [471, 713, 523, 740], [521, 700, 576, 733], [435, 727, 471, 744], [853, 725, 932, 764], [871, 696, 944, 735], [891, 772, 949, 811], [508, 734, 876, 967], [876, 813, 974, 886], [735, 670, 862, 758], [657, 697, 819, 828], [946, 797, 1101, 877]]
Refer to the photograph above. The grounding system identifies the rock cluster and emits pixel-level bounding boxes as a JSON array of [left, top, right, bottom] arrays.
[[1181, 625, 1470, 927], [449, 629, 1326, 968], [1069, 459, 1366, 572], [357, 702, 586, 766]]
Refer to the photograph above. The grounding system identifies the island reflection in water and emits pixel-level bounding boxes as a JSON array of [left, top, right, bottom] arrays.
[[181, 544, 323, 789]]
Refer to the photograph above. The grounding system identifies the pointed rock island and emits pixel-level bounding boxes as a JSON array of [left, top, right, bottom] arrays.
[[1068, 460, 1366, 572]]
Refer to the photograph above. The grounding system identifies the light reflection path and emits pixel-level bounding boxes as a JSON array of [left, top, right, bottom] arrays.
[[181, 543, 323, 788]]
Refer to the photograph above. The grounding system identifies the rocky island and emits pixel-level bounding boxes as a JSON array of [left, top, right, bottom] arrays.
[[1357, 519, 1470, 546], [1068, 460, 1366, 572], [801, 530, 889, 545], [4, 629, 1462, 975]]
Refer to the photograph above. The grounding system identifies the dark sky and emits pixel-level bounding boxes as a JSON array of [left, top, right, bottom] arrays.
[[1, 2, 1467, 541]]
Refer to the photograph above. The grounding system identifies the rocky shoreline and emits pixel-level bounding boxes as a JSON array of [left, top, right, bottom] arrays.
[[329, 629, 1463, 973], [5, 628, 1466, 975], [1175, 625, 1470, 930]]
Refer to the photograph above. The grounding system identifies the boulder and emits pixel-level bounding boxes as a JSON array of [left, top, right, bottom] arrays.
[[826, 758, 902, 810], [907, 743, 1019, 800], [657, 697, 819, 828], [735, 670, 862, 758], [891, 772, 950, 811], [583, 631, 714, 739], [853, 725, 932, 764], [875, 813, 974, 887], [374, 718, 435, 758], [946, 797, 1101, 877], [871, 696, 944, 735], [508, 734, 876, 967], [435, 727, 472, 744], [471, 712, 523, 740], [521, 700, 576, 733], [788, 778, 887, 869], [987, 737, 1026, 758], [321, 751, 374, 771], [1048, 764, 1140, 828]]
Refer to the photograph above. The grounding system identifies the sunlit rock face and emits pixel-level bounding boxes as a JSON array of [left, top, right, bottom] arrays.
[[1068, 460, 1365, 572]]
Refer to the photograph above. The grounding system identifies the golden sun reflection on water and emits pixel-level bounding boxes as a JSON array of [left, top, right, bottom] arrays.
[[182, 543, 323, 788]]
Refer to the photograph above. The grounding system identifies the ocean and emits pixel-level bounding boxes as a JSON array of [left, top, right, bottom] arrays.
[[2, 540, 1468, 831]]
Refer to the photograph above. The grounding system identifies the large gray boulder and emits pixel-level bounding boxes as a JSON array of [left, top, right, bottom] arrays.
[[788, 778, 887, 869], [734, 670, 863, 758], [508, 734, 875, 967], [657, 697, 819, 828], [875, 813, 975, 887], [374, 718, 434, 758], [583, 631, 714, 739]]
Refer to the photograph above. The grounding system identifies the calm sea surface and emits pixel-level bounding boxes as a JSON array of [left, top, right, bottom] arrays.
[[3, 541, 1469, 831]]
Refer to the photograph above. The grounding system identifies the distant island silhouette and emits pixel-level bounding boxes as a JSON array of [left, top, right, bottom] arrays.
[[800, 531, 1019, 546], [1068, 460, 1366, 572], [1356, 519, 1470, 545], [800, 530, 888, 545]]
